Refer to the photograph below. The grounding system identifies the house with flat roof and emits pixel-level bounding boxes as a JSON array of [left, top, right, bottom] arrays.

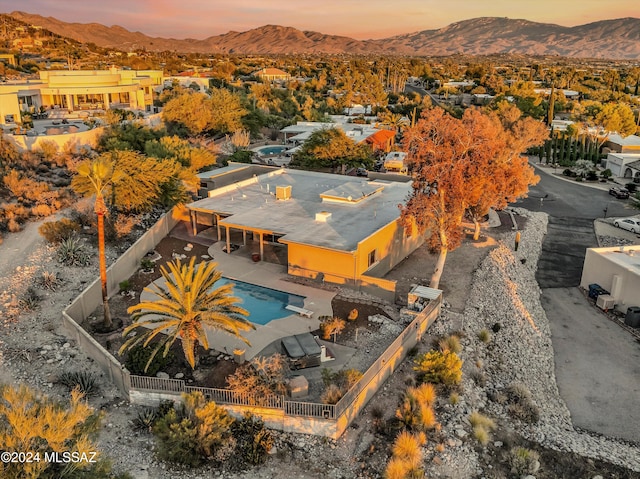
[[0, 68, 162, 125], [580, 245, 640, 314], [186, 168, 422, 300]]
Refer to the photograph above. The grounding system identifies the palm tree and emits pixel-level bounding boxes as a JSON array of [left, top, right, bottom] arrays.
[[120, 257, 253, 370], [72, 157, 125, 329]]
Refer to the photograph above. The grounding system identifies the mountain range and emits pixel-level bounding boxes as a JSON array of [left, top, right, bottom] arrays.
[[8, 11, 640, 59]]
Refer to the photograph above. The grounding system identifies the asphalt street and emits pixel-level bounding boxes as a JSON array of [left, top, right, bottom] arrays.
[[515, 163, 632, 287], [517, 163, 640, 444]]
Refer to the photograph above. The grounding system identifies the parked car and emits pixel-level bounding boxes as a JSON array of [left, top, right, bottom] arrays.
[[609, 187, 630, 199], [613, 217, 640, 233], [356, 167, 368, 177]]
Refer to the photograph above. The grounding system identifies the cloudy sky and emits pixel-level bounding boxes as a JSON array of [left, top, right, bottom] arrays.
[[5, 0, 638, 39]]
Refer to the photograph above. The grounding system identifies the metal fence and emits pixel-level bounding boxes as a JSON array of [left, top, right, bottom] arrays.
[[127, 296, 441, 431]]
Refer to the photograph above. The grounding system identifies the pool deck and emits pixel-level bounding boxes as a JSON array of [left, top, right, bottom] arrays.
[[205, 242, 335, 359], [139, 241, 335, 360]]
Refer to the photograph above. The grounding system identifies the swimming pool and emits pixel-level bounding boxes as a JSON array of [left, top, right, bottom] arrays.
[[254, 145, 288, 156], [217, 278, 305, 326]]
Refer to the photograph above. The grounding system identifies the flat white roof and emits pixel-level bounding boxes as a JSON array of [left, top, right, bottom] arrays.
[[589, 245, 640, 273], [188, 169, 411, 251]]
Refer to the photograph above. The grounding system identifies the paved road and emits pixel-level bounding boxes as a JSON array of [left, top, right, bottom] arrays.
[[542, 287, 640, 444], [515, 164, 631, 288], [517, 164, 640, 444]]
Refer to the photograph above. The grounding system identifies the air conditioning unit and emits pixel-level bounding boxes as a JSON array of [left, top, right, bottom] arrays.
[[596, 294, 616, 311]]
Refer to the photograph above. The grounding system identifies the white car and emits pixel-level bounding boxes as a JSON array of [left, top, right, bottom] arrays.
[[613, 217, 640, 233]]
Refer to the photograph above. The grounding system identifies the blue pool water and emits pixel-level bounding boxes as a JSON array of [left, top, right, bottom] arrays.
[[216, 278, 305, 326], [257, 145, 287, 155]]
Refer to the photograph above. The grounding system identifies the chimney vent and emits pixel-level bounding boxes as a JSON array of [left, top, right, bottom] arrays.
[[276, 185, 291, 200], [315, 211, 332, 222]]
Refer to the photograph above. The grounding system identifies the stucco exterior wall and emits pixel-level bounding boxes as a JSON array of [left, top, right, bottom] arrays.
[[580, 247, 640, 314]]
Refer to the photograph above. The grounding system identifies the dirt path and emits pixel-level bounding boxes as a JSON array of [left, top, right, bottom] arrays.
[[0, 220, 54, 385]]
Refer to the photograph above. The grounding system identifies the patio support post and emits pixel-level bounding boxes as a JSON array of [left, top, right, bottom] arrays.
[[225, 226, 231, 254], [216, 214, 221, 241], [243, 230, 247, 246], [190, 210, 197, 236], [259, 232, 264, 260]]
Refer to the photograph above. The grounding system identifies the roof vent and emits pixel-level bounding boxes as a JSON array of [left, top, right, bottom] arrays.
[[276, 185, 291, 200], [315, 211, 332, 222]]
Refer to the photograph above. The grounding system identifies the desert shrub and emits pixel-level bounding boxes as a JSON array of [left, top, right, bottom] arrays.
[[320, 316, 346, 341], [586, 171, 598, 181], [140, 257, 155, 271], [438, 334, 462, 354], [469, 368, 487, 387], [469, 411, 495, 446], [68, 204, 95, 228], [385, 431, 426, 479], [231, 413, 273, 467], [39, 218, 81, 243], [57, 236, 91, 266], [509, 446, 540, 476], [371, 405, 387, 433], [114, 214, 137, 239], [31, 203, 53, 217], [18, 287, 41, 311], [449, 392, 460, 405], [119, 280, 132, 293], [0, 384, 104, 479], [59, 370, 100, 396], [477, 329, 491, 343], [347, 308, 358, 321], [321, 384, 344, 405], [3, 169, 50, 202], [413, 350, 463, 387], [35, 139, 60, 161], [395, 384, 437, 432], [124, 344, 176, 376], [504, 382, 540, 424], [321, 368, 363, 404], [40, 271, 60, 291], [153, 391, 234, 466], [473, 425, 490, 445], [132, 407, 159, 433], [227, 353, 289, 401]]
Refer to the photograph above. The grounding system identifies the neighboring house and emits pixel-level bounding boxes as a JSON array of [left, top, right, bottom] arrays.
[[0, 68, 162, 125], [364, 129, 395, 153], [534, 88, 580, 99], [187, 167, 423, 300], [605, 134, 640, 154], [253, 68, 291, 82], [383, 151, 408, 173], [580, 245, 640, 314], [604, 153, 640, 180], [280, 118, 380, 146]]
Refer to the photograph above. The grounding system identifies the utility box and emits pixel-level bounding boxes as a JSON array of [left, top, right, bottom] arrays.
[[588, 284, 609, 300], [596, 294, 615, 311], [624, 306, 640, 328]]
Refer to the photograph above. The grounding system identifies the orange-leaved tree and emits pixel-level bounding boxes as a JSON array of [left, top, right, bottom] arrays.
[[401, 107, 546, 288]]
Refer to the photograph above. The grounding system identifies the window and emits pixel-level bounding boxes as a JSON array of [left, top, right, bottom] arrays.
[[368, 249, 377, 267]]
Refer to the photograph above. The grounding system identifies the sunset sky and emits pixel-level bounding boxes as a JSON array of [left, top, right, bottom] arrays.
[[5, 0, 639, 39]]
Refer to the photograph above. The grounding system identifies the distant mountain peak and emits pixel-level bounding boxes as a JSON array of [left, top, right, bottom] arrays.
[[6, 11, 640, 59]]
